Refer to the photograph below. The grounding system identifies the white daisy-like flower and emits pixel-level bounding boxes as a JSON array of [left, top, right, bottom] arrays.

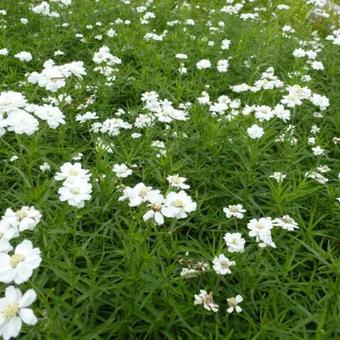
[[269, 172, 286, 183], [247, 217, 276, 248], [162, 191, 197, 219], [0, 286, 38, 340], [58, 177, 92, 208], [54, 162, 90, 181], [223, 204, 246, 219], [247, 124, 264, 139], [223, 232, 245, 253], [194, 290, 219, 312], [0, 240, 42, 284], [166, 174, 190, 190], [113, 163, 133, 178], [212, 254, 235, 275], [226, 295, 243, 313], [143, 191, 165, 225], [3, 207, 42, 232], [273, 215, 299, 231]]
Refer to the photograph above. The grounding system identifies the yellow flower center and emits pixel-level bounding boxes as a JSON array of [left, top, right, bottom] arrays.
[[68, 168, 79, 176], [16, 210, 28, 219], [10, 253, 25, 268], [151, 203, 161, 211], [227, 297, 237, 307], [173, 200, 184, 208], [3, 302, 19, 320]]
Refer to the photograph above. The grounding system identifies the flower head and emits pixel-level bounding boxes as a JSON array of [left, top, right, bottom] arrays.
[[194, 290, 219, 312], [227, 295, 243, 313], [0, 286, 37, 340]]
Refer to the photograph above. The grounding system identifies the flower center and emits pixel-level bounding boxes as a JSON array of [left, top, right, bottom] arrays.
[[10, 253, 25, 268], [173, 200, 184, 208], [68, 168, 79, 176], [139, 188, 149, 197], [151, 203, 161, 211], [16, 210, 28, 219], [228, 298, 237, 307], [3, 302, 19, 320], [204, 292, 214, 305], [220, 261, 230, 269]]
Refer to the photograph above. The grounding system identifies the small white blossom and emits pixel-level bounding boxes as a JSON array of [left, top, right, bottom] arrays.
[[223, 204, 246, 219], [212, 254, 235, 275], [226, 295, 243, 313], [194, 290, 219, 312]]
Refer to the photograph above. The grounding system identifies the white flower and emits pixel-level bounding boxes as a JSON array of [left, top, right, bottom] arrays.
[[223, 204, 246, 219], [75, 111, 98, 123], [0, 286, 37, 340], [0, 49, 8, 56], [217, 59, 229, 73], [212, 254, 235, 275], [269, 172, 286, 182], [166, 174, 190, 190], [5, 110, 39, 136], [281, 85, 311, 107], [247, 217, 276, 248], [310, 93, 329, 111], [113, 164, 132, 178], [34, 105, 65, 128], [310, 61, 324, 70], [273, 104, 291, 121], [223, 232, 245, 253], [312, 146, 325, 156], [0, 220, 18, 242], [175, 53, 188, 60], [58, 177, 92, 208], [247, 124, 264, 139], [119, 183, 152, 207], [39, 162, 51, 172], [194, 290, 219, 312], [55, 162, 90, 181], [0, 240, 41, 284], [9, 156, 18, 162], [221, 39, 231, 50], [231, 83, 250, 93], [226, 295, 243, 313], [254, 105, 274, 122], [14, 51, 32, 62], [3, 206, 41, 232], [196, 59, 211, 70], [162, 191, 197, 219], [0, 92, 27, 114], [273, 215, 299, 231], [143, 191, 165, 225]]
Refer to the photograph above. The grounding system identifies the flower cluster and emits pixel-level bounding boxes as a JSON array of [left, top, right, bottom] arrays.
[[194, 290, 243, 314], [192, 203, 299, 315], [119, 176, 196, 225], [0, 91, 65, 136], [55, 162, 92, 208], [93, 46, 122, 85], [0, 206, 42, 339], [28, 59, 86, 92], [141, 91, 189, 123]]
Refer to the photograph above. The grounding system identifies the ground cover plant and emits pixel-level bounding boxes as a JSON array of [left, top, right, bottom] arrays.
[[0, 0, 340, 338]]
